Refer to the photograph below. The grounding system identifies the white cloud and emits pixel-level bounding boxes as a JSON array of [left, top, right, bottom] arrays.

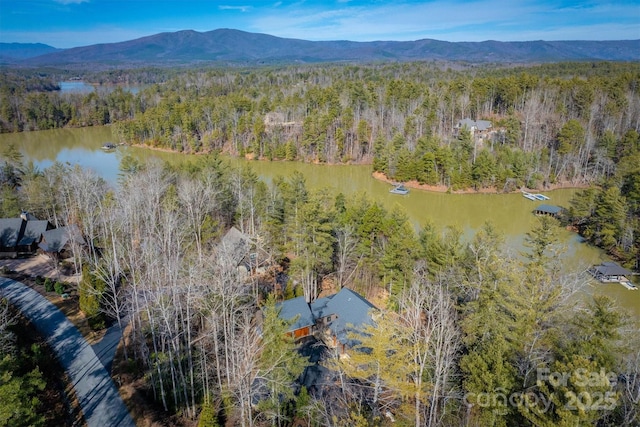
[[54, 0, 89, 4], [219, 5, 252, 12], [249, 0, 640, 42]]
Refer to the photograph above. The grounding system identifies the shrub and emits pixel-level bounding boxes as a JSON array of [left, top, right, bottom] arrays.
[[88, 314, 106, 331], [44, 278, 54, 292], [198, 397, 220, 427], [54, 281, 65, 295]]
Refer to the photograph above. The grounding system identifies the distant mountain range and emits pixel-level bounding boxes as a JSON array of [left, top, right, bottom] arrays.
[[0, 42, 62, 62], [3, 29, 640, 67]]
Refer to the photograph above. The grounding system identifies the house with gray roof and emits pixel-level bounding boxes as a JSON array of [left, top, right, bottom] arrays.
[[0, 218, 24, 257], [216, 226, 251, 266], [0, 214, 52, 258], [277, 295, 316, 339], [277, 287, 377, 354], [589, 262, 632, 282], [456, 118, 492, 132], [39, 224, 84, 257], [533, 204, 563, 217], [455, 118, 493, 141]]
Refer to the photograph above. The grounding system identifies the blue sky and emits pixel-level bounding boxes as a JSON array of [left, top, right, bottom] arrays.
[[1, 0, 638, 48]]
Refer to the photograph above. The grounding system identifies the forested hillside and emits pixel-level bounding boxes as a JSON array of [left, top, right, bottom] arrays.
[[1, 145, 639, 426], [11, 30, 640, 66], [2, 62, 639, 190]]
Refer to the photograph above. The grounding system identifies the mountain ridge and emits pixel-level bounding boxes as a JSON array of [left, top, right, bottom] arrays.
[[0, 42, 62, 63], [9, 29, 640, 67]]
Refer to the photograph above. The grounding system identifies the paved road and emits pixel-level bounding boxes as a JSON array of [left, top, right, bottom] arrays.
[[0, 277, 135, 427], [93, 320, 127, 373]]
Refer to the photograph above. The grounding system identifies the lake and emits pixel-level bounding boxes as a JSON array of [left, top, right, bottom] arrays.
[[2, 125, 639, 317], [58, 81, 144, 95]]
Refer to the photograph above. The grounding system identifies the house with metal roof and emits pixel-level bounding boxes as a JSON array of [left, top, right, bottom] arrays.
[[277, 295, 316, 339], [18, 220, 51, 253], [277, 287, 377, 354]]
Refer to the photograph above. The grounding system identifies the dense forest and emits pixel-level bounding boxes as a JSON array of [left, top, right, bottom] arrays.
[[1, 143, 639, 426], [2, 63, 639, 189], [1, 61, 639, 269]]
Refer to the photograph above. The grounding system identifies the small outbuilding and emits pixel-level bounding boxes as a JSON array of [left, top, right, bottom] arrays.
[[533, 204, 562, 217]]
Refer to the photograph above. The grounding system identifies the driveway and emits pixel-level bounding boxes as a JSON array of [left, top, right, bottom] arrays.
[[0, 254, 80, 284], [0, 277, 135, 427]]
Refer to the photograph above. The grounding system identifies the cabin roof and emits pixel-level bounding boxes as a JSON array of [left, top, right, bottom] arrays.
[[278, 287, 376, 345], [39, 224, 83, 253], [18, 220, 50, 246], [323, 288, 376, 345], [218, 226, 251, 265], [593, 262, 631, 277], [277, 296, 315, 331], [457, 118, 492, 131], [534, 204, 562, 214], [0, 218, 23, 248]]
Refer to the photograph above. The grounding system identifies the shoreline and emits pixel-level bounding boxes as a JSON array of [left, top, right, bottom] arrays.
[[372, 171, 593, 195], [130, 143, 594, 195], [130, 142, 368, 166]]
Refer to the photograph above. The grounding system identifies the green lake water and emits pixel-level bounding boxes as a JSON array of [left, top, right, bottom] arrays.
[[3, 126, 639, 317]]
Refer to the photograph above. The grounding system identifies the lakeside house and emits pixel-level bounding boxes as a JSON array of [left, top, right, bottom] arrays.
[[263, 112, 300, 132], [216, 226, 251, 266], [455, 118, 493, 139], [214, 226, 271, 277], [277, 287, 377, 355]]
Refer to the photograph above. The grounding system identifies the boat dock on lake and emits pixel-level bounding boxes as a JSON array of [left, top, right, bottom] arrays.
[[589, 262, 638, 290], [522, 191, 550, 201]]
